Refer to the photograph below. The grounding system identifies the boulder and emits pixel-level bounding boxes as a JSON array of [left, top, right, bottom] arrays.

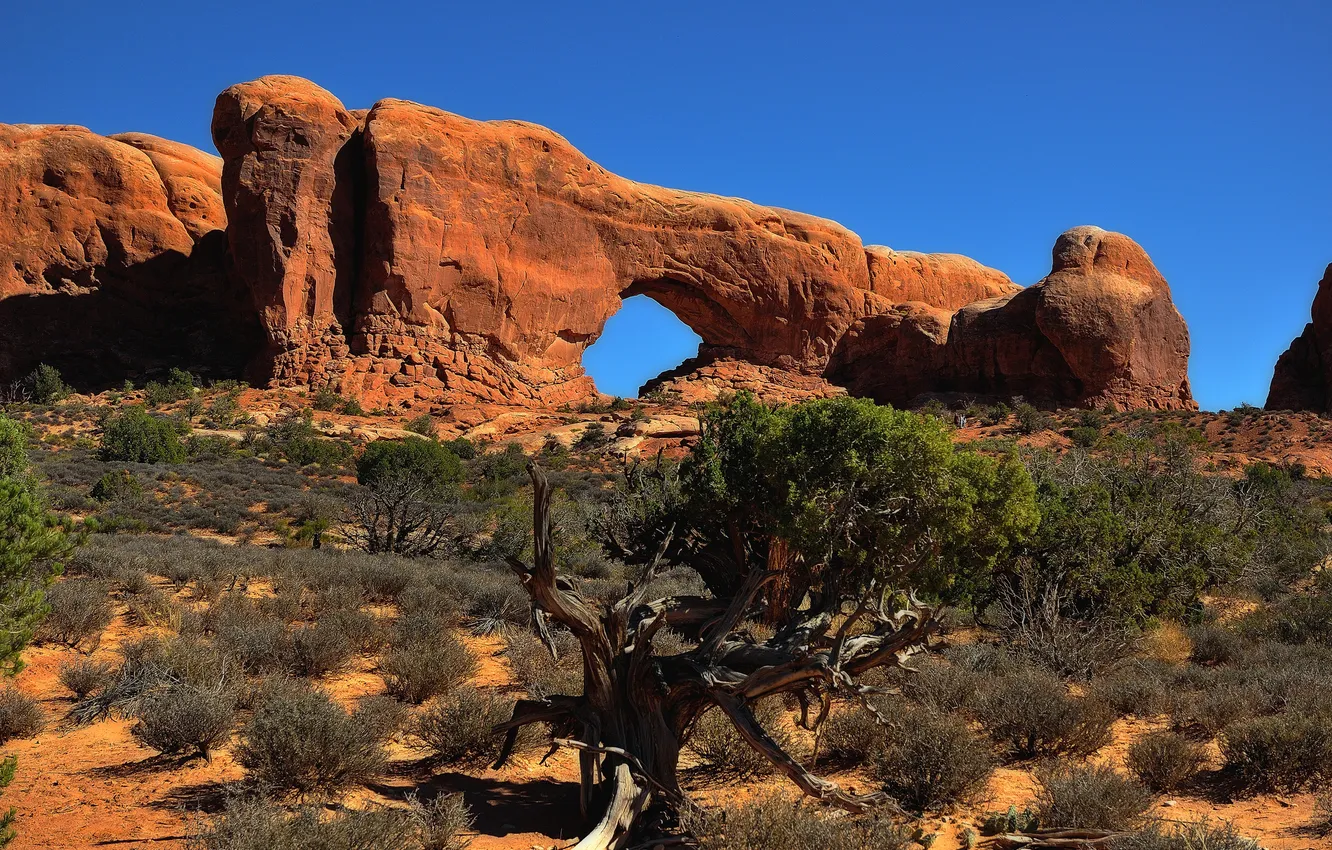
[[830, 227, 1195, 410], [1267, 264, 1332, 412]]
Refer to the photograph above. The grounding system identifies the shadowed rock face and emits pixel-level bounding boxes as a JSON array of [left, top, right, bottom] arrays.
[[0, 123, 261, 387], [0, 76, 1196, 410], [1267, 265, 1332, 412]]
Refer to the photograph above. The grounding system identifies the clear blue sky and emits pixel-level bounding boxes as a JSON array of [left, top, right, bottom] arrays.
[[6, 1, 1329, 409]]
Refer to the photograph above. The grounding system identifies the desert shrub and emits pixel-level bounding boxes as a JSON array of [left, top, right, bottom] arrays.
[[1126, 730, 1205, 792], [58, 657, 114, 699], [291, 623, 356, 677], [1112, 818, 1259, 850], [407, 792, 473, 850], [0, 688, 44, 744], [1188, 624, 1243, 666], [1035, 763, 1154, 831], [1070, 426, 1100, 448], [187, 795, 421, 850], [99, 408, 186, 463], [235, 680, 389, 794], [410, 685, 510, 765], [132, 681, 237, 759], [1089, 662, 1170, 717], [71, 636, 238, 725], [91, 468, 143, 502], [1015, 403, 1051, 434], [818, 701, 890, 766], [687, 698, 795, 776], [382, 631, 476, 704], [503, 630, 582, 699], [404, 414, 436, 439], [691, 794, 914, 850], [1173, 682, 1264, 735], [900, 654, 981, 712], [973, 666, 1115, 759], [261, 414, 353, 468], [465, 582, 529, 635], [352, 694, 411, 741], [321, 608, 385, 653], [872, 707, 994, 811], [1314, 794, 1332, 836], [41, 579, 114, 647], [27, 363, 69, 404], [311, 385, 343, 412], [213, 607, 294, 674], [574, 422, 609, 451], [1219, 713, 1332, 792], [126, 586, 175, 628]]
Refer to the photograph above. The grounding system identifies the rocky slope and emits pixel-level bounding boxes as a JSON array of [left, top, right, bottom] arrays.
[[0, 76, 1197, 410], [1267, 264, 1332, 412]]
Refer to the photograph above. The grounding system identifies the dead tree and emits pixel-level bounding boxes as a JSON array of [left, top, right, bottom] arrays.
[[494, 463, 940, 849]]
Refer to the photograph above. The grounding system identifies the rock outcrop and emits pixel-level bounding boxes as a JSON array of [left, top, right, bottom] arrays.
[[0, 123, 260, 387], [0, 76, 1197, 411], [1267, 264, 1332, 412], [829, 227, 1196, 410]]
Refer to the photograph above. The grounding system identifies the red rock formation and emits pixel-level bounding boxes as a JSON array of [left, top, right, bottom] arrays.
[[829, 227, 1196, 410], [1267, 264, 1332, 412], [0, 76, 1195, 412], [211, 75, 362, 389], [0, 123, 259, 386], [864, 246, 1018, 309], [214, 78, 895, 405]]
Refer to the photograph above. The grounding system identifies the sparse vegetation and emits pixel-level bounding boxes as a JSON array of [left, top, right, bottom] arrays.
[[0, 688, 44, 744], [1035, 762, 1154, 830], [235, 679, 390, 794], [1127, 729, 1205, 792]]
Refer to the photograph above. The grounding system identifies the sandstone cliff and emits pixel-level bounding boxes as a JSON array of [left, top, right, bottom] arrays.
[[1267, 264, 1332, 412], [0, 76, 1197, 411], [0, 123, 260, 387]]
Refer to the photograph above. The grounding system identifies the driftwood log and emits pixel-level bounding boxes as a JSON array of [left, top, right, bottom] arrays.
[[492, 463, 940, 849]]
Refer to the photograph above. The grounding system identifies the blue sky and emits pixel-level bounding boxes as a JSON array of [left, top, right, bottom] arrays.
[[5, 1, 1329, 409]]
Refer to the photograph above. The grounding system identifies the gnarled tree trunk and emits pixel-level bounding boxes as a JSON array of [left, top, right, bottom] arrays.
[[494, 464, 939, 849]]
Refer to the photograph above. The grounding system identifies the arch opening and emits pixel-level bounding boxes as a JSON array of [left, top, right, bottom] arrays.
[[582, 294, 703, 398]]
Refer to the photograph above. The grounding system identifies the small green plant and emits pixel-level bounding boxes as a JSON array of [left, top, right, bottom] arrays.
[[90, 469, 143, 503], [99, 408, 186, 463], [1069, 425, 1099, 448], [312, 385, 343, 412], [27, 363, 69, 404], [574, 421, 609, 451], [1015, 403, 1051, 435], [405, 414, 437, 439], [980, 805, 1040, 835]]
